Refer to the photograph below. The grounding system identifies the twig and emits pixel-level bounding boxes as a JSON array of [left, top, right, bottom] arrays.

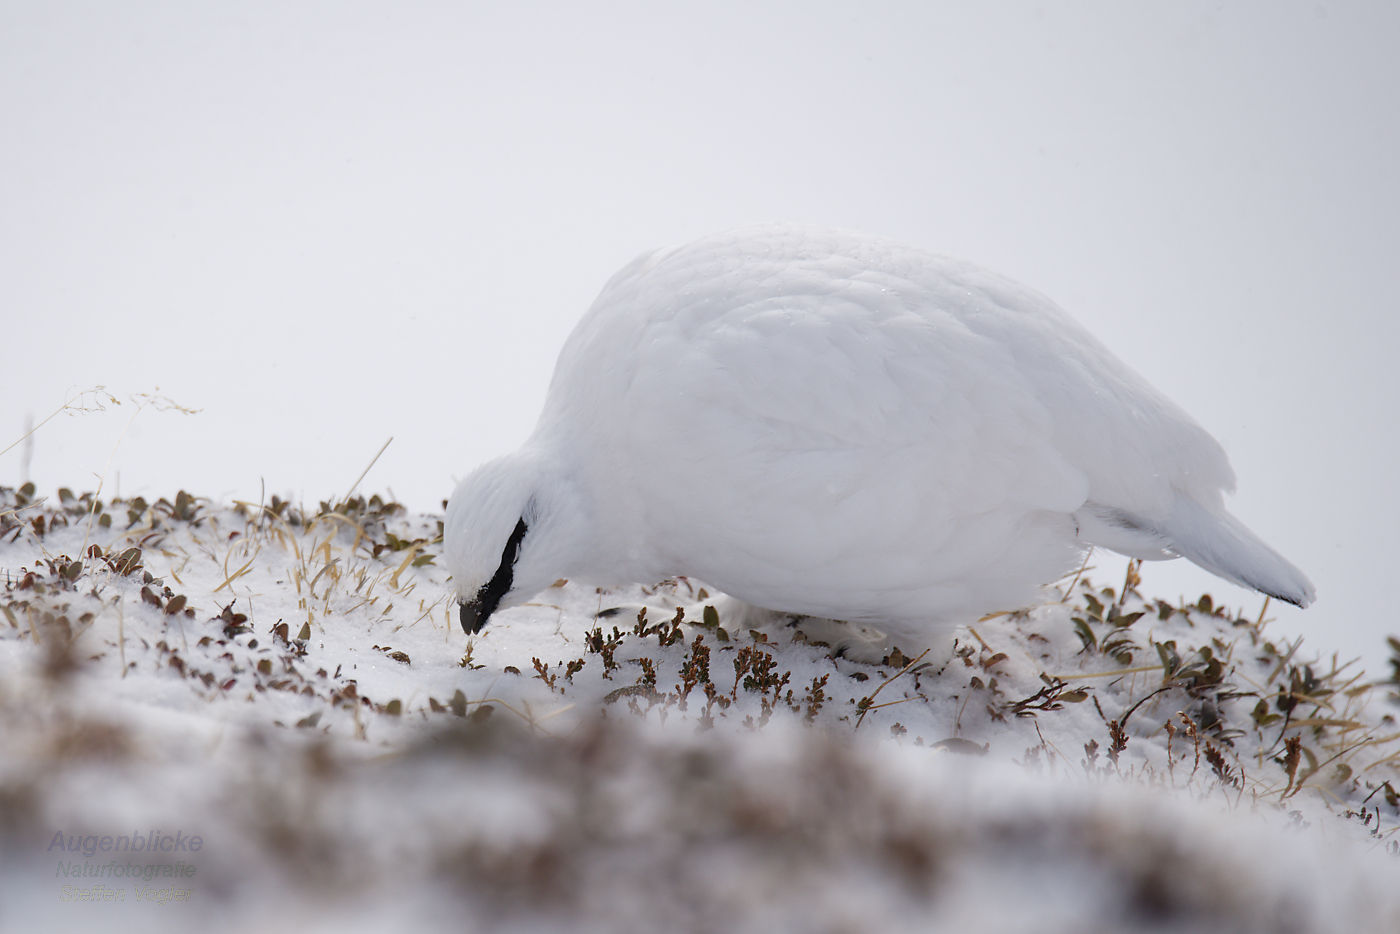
[[1060, 547, 1095, 601], [342, 436, 393, 504], [855, 647, 931, 730]]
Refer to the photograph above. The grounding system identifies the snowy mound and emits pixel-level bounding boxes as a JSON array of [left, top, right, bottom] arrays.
[[0, 487, 1394, 932]]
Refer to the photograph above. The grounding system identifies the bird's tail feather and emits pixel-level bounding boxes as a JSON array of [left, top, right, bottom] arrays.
[[1160, 495, 1316, 608]]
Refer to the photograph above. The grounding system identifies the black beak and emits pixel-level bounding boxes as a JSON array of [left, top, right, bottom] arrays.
[[459, 599, 489, 635]]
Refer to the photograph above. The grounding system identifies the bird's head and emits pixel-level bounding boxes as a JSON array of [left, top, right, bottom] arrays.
[[444, 448, 587, 635]]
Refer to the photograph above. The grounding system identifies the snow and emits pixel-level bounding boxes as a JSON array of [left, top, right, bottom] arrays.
[[2, 486, 1397, 932]]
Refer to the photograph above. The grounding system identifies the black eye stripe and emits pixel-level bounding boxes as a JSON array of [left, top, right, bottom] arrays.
[[473, 517, 529, 623], [501, 517, 528, 571]]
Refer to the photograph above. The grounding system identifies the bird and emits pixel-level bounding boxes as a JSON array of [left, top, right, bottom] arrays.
[[444, 224, 1314, 644]]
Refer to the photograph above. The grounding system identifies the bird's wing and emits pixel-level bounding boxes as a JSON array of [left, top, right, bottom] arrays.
[[553, 229, 1089, 576], [547, 224, 1239, 587]]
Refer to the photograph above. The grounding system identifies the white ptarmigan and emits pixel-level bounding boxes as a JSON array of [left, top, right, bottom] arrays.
[[444, 225, 1314, 641]]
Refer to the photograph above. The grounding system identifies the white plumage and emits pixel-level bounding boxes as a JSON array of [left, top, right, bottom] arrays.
[[445, 225, 1313, 640]]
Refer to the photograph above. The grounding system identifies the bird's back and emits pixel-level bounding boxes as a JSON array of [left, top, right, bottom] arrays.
[[532, 224, 1299, 626]]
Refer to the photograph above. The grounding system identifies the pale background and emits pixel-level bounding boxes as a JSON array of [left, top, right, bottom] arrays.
[[3, 2, 1396, 667]]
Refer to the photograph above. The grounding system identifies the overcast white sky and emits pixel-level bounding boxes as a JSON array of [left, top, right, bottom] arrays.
[[3, 1, 1396, 667]]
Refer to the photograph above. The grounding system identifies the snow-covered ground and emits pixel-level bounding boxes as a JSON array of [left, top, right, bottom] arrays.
[[2, 485, 1397, 933]]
